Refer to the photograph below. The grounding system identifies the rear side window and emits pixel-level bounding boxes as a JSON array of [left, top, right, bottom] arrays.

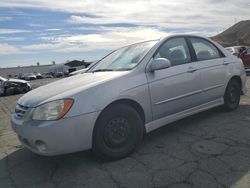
[[154, 37, 191, 66], [246, 48, 250, 54], [190, 37, 222, 61]]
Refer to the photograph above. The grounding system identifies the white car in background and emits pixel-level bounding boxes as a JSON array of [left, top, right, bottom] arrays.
[[225, 46, 249, 56], [34, 72, 43, 79], [24, 73, 37, 80], [0, 76, 31, 96]]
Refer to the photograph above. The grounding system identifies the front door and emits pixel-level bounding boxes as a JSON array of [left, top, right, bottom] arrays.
[[146, 37, 203, 120]]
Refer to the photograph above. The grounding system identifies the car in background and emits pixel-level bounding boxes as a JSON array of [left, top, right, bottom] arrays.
[[239, 48, 250, 70], [42, 72, 54, 78], [53, 72, 64, 78], [17, 74, 26, 80], [11, 35, 246, 160], [69, 62, 98, 76], [34, 72, 43, 79], [0, 76, 31, 96], [226, 46, 250, 70], [24, 73, 37, 80], [14, 75, 19, 79], [225, 46, 246, 56], [69, 68, 88, 76]]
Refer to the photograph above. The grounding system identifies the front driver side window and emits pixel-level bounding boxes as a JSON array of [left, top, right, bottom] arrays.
[[154, 38, 191, 66]]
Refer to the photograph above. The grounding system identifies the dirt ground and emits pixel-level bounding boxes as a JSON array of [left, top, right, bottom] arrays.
[[0, 76, 250, 188]]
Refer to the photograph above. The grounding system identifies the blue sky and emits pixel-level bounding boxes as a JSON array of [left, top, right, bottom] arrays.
[[0, 0, 250, 68]]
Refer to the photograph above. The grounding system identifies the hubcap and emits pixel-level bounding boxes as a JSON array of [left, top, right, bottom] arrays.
[[103, 117, 131, 148]]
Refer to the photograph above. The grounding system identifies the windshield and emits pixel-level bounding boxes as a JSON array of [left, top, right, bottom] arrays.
[[89, 40, 157, 72]]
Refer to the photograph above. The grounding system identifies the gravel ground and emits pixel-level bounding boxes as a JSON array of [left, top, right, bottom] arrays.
[[0, 76, 250, 188]]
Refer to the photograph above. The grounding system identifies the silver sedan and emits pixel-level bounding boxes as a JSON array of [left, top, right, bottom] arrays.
[[11, 34, 246, 160]]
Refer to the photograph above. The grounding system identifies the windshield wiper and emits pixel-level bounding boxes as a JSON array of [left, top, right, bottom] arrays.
[[92, 68, 132, 73], [92, 69, 115, 73]]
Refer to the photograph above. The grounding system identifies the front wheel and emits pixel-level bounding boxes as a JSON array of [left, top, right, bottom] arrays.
[[223, 79, 241, 111], [93, 104, 144, 160]]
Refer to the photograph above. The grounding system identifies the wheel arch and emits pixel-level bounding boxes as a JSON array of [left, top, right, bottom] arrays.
[[229, 75, 243, 95], [95, 98, 146, 130]]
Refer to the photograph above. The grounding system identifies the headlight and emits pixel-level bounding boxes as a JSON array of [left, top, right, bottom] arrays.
[[32, 99, 74, 120]]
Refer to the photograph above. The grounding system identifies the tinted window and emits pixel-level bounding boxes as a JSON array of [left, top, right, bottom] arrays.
[[246, 48, 250, 54], [190, 37, 221, 61], [154, 38, 191, 66]]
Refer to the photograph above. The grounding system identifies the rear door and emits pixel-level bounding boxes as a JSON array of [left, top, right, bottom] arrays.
[[188, 37, 228, 103]]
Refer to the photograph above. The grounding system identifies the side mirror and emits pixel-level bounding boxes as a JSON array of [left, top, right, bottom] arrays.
[[149, 58, 171, 72]]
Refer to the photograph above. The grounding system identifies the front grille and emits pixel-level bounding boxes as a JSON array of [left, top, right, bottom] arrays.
[[15, 104, 29, 118]]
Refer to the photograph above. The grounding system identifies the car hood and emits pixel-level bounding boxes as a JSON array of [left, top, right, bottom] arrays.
[[18, 71, 128, 107], [8, 78, 28, 84]]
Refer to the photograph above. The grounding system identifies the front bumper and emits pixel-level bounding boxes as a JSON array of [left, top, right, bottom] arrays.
[[11, 111, 99, 156]]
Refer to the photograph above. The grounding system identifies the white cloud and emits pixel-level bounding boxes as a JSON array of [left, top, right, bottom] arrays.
[[22, 43, 62, 51], [46, 28, 62, 31], [1, 0, 250, 56], [0, 29, 30, 34], [20, 25, 219, 54], [22, 27, 169, 53], [0, 37, 24, 41], [1, 0, 250, 31], [0, 43, 19, 55], [0, 17, 12, 21], [26, 23, 44, 27]]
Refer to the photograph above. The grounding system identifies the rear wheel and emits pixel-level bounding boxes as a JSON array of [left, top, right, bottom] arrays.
[[93, 104, 144, 160], [223, 79, 241, 111]]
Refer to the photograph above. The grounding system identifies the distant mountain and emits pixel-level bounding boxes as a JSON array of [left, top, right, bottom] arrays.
[[211, 20, 250, 47]]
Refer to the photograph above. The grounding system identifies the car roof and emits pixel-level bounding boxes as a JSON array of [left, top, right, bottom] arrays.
[[119, 34, 211, 50], [160, 34, 210, 40]]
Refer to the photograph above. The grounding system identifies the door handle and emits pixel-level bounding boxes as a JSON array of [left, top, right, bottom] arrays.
[[187, 67, 197, 73]]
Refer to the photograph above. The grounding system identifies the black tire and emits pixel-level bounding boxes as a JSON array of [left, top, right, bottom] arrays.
[[93, 103, 144, 160], [223, 79, 241, 111], [6, 87, 15, 95]]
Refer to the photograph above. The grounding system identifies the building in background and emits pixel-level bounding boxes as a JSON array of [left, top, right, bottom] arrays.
[[0, 64, 52, 78], [0, 60, 93, 78], [65, 60, 92, 73]]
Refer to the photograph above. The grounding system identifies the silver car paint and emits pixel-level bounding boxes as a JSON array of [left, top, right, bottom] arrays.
[[11, 34, 247, 156], [11, 111, 98, 155], [146, 59, 203, 120]]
